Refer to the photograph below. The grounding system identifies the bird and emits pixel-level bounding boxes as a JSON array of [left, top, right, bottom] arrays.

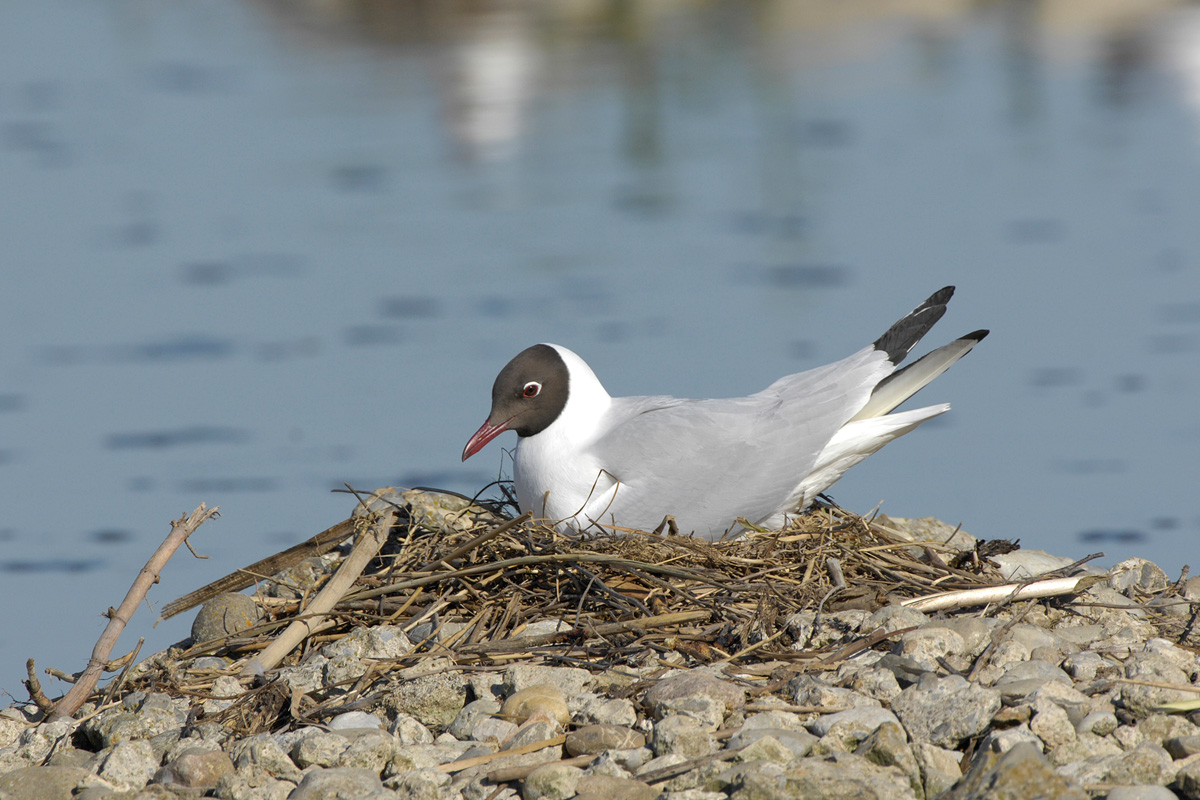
[[462, 286, 986, 540]]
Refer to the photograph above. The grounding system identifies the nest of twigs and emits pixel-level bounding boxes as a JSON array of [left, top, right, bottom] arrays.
[[104, 487, 1056, 736]]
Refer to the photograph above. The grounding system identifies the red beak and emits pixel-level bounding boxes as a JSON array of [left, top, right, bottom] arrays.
[[462, 418, 510, 461]]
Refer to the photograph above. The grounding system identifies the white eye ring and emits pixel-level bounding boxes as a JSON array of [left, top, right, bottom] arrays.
[[522, 381, 541, 398]]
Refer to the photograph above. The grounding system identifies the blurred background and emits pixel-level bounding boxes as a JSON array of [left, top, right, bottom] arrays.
[[3, 0, 1199, 697]]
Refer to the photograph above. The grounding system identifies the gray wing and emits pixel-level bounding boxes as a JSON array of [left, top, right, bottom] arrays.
[[588, 345, 891, 537]]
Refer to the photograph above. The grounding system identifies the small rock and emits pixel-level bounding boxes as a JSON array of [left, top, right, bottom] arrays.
[[652, 715, 716, 759], [911, 741, 962, 798], [575, 696, 638, 727], [450, 698, 502, 740], [501, 685, 569, 727], [1110, 558, 1171, 594], [726, 728, 815, 760], [389, 766, 454, 800], [0, 766, 98, 800], [644, 673, 745, 718], [191, 592, 261, 643], [391, 671, 470, 729], [503, 665, 593, 697], [158, 747, 234, 789], [574, 774, 659, 800], [732, 734, 795, 765], [1076, 711, 1119, 737], [566, 725, 646, 756], [1166, 734, 1200, 759], [1122, 656, 1197, 718], [1106, 786, 1184, 800], [862, 604, 929, 635], [992, 550, 1078, 580], [808, 707, 901, 748], [96, 739, 157, 790], [789, 674, 880, 709], [892, 626, 966, 671], [855, 722, 922, 798], [731, 751, 918, 800], [1057, 741, 1176, 787], [523, 763, 584, 800], [391, 714, 435, 745], [940, 742, 1086, 800], [891, 674, 1001, 749], [328, 711, 384, 731], [289, 767, 384, 800]]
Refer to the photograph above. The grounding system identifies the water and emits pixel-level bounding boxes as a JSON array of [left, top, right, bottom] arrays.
[[3, 0, 1200, 697]]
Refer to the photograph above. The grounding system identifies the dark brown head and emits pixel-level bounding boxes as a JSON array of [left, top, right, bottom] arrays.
[[461, 344, 571, 461]]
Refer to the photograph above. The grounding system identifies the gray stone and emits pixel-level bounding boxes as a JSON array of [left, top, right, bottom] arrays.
[[336, 729, 401, 772], [891, 674, 1001, 749], [874, 515, 977, 553], [1030, 698, 1077, 750], [656, 694, 726, 729], [863, 605, 929, 635], [390, 766, 455, 800], [575, 696, 638, 727], [292, 728, 351, 768], [96, 739, 158, 790], [191, 592, 261, 643], [994, 660, 1072, 690], [941, 742, 1086, 800], [574, 774, 659, 800], [740, 710, 805, 732], [522, 763, 585, 800], [1173, 756, 1200, 799], [979, 723, 1044, 756], [938, 617, 997, 658], [503, 665, 593, 696], [227, 733, 302, 778], [329, 711, 385, 731], [1061, 651, 1108, 681], [992, 550, 1078, 579], [726, 728, 816, 760], [808, 707, 902, 748], [566, 725, 646, 756], [789, 674, 880, 709], [892, 626, 967, 671], [289, 767, 384, 800], [731, 734, 796, 765], [214, 769, 295, 800], [645, 673, 745, 718], [390, 714, 435, 745], [1110, 558, 1171, 594], [849, 665, 903, 701], [855, 722, 921, 798], [279, 655, 331, 695], [1106, 787, 1183, 800], [0, 766, 98, 800], [472, 716, 519, 744], [390, 671, 469, 729], [1076, 711, 1119, 737], [652, 715, 716, 759], [157, 746, 234, 789], [730, 750, 919, 800], [1123, 656, 1198, 718], [912, 741, 962, 798], [1057, 741, 1176, 787], [1166, 734, 1200, 759], [450, 698, 502, 741]]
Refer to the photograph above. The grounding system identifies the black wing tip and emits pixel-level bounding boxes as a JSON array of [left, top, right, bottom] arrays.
[[873, 286, 958, 364], [962, 329, 989, 342]]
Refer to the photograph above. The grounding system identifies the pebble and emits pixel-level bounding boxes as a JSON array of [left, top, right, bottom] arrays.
[[5, 522, 1200, 800]]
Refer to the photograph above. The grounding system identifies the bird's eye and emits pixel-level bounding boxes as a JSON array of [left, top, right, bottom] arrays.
[[522, 381, 541, 398]]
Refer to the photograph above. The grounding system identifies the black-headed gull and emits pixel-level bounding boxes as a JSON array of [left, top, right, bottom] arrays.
[[463, 287, 986, 539]]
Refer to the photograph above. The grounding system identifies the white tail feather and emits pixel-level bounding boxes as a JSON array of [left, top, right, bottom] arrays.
[[850, 335, 982, 421]]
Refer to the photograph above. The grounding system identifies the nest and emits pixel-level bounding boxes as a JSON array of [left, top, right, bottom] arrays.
[[107, 487, 1137, 737]]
